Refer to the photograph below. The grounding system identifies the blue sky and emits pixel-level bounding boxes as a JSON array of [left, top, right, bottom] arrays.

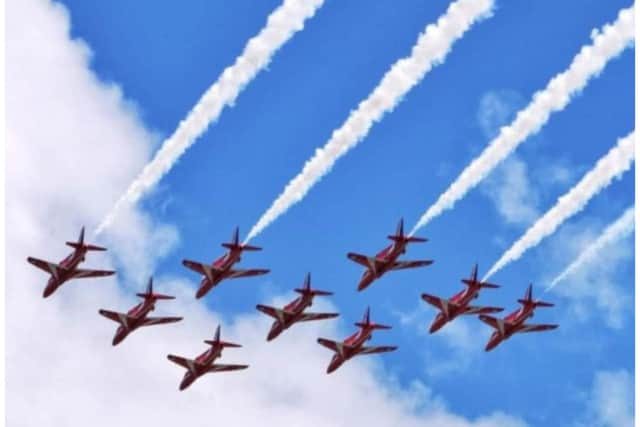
[[58, 0, 634, 424]]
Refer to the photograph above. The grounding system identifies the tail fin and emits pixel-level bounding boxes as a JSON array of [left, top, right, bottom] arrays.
[[517, 284, 554, 307], [354, 307, 391, 330], [136, 277, 175, 300], [222, 227, 262, 251], [294, 273, 333, 296], [387, 218, 427, 243], [204, 325, 242, 348], [66, 226, 107, 251], [461, 264, 500, 288]]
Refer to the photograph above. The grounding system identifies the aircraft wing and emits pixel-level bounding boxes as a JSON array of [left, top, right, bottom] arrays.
[[206, 363, 249, 373], [298, 312, 339, 322], [27, 257, 64, 278], [141, 316, 183, 327], [70, 268, 115, 279], [517, 323, 559, 333], [347, 253, 375, 268], [182, 259, 219, 282], [317, 338, 342, 353], [98, 309, 134, 327], [226, 268, 270, 279], [256, 304, 289, 322], [167, 354, 200, 371], [421, 293, 447, 309], [462, 305, 504, 315], [389, 260, 434, 271], [358, 345, 398, 355]]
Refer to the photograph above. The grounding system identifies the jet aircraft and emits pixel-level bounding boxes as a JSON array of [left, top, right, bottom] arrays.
[[479, 284, 558, 351], [317, 307, 397, 374], [421, 264, 503, 333], [167, 325, 248, 390], [99, 277, 182, 346], [256, 273, 339, 341], [182, 227, 269, 299], [347, 219, 433, 291], [27, 227, 115, 298]]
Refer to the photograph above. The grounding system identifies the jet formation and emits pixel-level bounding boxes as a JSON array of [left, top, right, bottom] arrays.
[[28, 220, 559, 390]]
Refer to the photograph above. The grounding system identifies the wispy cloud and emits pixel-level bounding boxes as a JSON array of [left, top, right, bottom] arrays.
[[484, 131, 635, 280], [95, 0, 324, 235], [244, 0, 495, 243], [410, 5, 635, 236], [548, 206, 634, 290]]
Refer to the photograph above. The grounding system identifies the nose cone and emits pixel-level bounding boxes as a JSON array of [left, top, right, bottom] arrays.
[[357, 272, 374, 291], [42, 279, 58, 298], [326, 356, 342, 374], [429, 318, 446, 334], [485, 334, 501, 352], [179, 374, 195, 391], [112, 328, 128, 346], [267, 323, 283, 341]]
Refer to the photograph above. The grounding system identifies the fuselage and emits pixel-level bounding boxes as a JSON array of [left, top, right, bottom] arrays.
[[326, 327, 374, 373], [429, 286, 480, 333], [111, 299, 156, 345], [485, 305, 535, 351], [179, 345, 223, 390], [266, 294, 314, 341], [43, 248, 87, 297], [195, 249, 242, 299], [357, 241, 407, 291]]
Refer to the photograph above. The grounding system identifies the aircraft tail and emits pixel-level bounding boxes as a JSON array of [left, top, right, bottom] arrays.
[[204, 325, 242, 348], [354, 306, 391, 330], [222, 227, 262, 251], [294, 273, 333, 296], [517, 284, 554, 308], [387, 218, 427, 243], [135, 277, 175, 300], [461, 264, 500, 289], [66, 226, 107, 251]]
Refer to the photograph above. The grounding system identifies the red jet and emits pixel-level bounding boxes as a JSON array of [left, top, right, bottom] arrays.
[[167, 325, 248, 391], [182, 227, 269, 299], [479, 284, 558, 351], [347, 219, 433, 291], [27, 227, 115, 298], [421, 264, 504, 333], [98, 278, 182, 346], [256, 273, 339, 341], [317, 307, 397, 374]]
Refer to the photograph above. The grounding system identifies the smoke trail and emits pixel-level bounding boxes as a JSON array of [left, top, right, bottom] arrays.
[[483, 132, 635, 281], [244, 0, 495, 243], [410, 5, 635, 236], [546, 206, 634, 291], [95, 0, 324, 235]]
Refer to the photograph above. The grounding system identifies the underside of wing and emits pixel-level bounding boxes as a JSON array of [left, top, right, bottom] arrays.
[[27, 257, 63, 277], [463, 305, 504, 315], [167, 354, 196, 369], [70, 268, 115, 279], [256, 304, 285, 320], [141, 316, 183, 327], [317, 338, 340, 352], [298, 312, 339, 322], [227, 268, 270, 279], [390, 260, 434, 271], [517, 323, 559, 333], [358, 345, 398, 355], [206, 363, 249, 373], [182, 259, 215, 280], [98, 309, 130, 326], [347, 253, 371, 267]]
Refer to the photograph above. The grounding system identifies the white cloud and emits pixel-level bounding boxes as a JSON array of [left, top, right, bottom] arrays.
[[482, 156, 540, 226], [541, 220, 633, 329], [6, 1, 529, 426], [578, 370, 634, 427]]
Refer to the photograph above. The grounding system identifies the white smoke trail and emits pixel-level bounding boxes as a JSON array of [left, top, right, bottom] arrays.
[[95, 0, 324, 235], [483, 131, 635, 281], [243, 0, 495, 243], [410, 5, 635, 236], [546, 206, 634, 291]]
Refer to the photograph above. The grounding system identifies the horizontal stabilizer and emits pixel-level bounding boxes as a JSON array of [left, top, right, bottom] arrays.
[[518, 299, 555, 308], [387, 235, 427, 243], [204, 339, 242, 348], [222, 243, 262, 251], [355, 321, 391, 330], [66, 242, 107, 251], [462, 279, 499, 289]]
